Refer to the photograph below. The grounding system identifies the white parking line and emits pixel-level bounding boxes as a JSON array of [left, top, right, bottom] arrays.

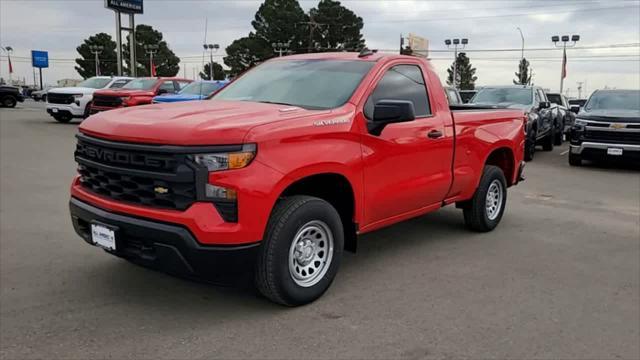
[[560, 150, 570, 156]]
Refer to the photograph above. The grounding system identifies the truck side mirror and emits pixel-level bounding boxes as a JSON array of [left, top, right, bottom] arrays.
[[570, 105, 580, 114], [539, 101, 550, 109], [368, 100, 416, 136]]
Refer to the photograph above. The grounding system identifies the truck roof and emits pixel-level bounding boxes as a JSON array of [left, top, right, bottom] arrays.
[[274, 51, 417, 62]]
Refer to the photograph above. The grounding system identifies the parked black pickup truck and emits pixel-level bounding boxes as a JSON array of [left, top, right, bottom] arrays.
[[569, 89, 640, 166], [547, 92, 576, 138], [0, 86, 25, 108], [470, 85, 558, 161]]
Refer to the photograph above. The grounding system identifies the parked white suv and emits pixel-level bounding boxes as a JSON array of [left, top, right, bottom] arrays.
[[46, 76, 132, 123]]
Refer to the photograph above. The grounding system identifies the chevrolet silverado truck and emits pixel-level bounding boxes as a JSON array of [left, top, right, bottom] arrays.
[[471, 85, 557, 161], [90, 77, 192, 114], [70, 52, 526, 306], [569, 89, 640, 165], [46, 76, 132, 123]]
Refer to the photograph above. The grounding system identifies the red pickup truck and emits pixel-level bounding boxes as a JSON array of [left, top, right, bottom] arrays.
[[90, 77, 192, 114], [70, 52, 525, 305]]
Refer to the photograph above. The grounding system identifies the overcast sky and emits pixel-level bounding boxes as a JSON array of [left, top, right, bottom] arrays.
[[1, 0, 639, 97]]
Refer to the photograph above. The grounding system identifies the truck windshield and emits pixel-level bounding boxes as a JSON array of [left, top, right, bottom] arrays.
[[546, 94, 562, 106], [77, 77, 112, 89], [180, 82, 224, 96], [585, 90, 640, 111], [213, 60, 374, 110], [123, 79, 157, 90], [472, 88, 532, 106]]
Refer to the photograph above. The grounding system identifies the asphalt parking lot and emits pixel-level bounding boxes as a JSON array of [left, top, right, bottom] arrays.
[[1, 101, 639, 359]]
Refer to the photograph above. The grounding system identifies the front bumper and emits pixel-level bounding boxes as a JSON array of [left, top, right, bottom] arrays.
[[570, 142, 640, 162], [47, 103, 85, 117], [70, 197, 259, 282]]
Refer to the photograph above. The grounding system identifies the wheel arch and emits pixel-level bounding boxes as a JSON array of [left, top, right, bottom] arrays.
[[484, 146, 516, 186]]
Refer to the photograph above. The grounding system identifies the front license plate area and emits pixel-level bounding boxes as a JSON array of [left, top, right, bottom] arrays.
[[91, 222, 117, 251], [607, 148, 623, 156]]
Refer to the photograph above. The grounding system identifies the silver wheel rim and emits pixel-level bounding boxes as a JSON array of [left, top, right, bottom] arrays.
[[288, 220, 334, 288], [485, 179, 503, 221]]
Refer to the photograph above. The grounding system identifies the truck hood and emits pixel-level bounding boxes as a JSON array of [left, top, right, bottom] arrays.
[[578, 109, 640, 123], [47, 87, 99, 95], [94, 88, 156, 97], [79, 100, 321, 145]]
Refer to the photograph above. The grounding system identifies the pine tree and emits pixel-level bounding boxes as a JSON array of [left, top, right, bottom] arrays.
[[199, 62, 226, 80], [446, 52, 477, 90], [308, 0, 365, 52], [123, 24, 180, 77], [74, 33, 118, 78], [513, 58, 532, 85]]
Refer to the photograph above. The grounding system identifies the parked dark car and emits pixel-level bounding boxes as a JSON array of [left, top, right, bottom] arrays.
[[459, 90, 477, 103], [470, 85, 558, 161], [0, 86, 25, 108], [547, 92, 576, 138], [444, 87, 463, 105], [569, 89, 640, 166], [568, 98, 587, 112]]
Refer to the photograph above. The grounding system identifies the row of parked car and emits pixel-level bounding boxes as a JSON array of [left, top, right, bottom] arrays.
[[38, 76, 228, 123], [445, 85, 639, 165]]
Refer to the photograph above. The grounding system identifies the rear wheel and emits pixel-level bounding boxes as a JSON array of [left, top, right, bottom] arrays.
[[255, 195, 343, 306], [2, 96, 17, 108], [462, 165, 507, 232]]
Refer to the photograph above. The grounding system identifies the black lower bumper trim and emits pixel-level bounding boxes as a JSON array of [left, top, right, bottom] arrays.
[[69, 197, 259, 284]]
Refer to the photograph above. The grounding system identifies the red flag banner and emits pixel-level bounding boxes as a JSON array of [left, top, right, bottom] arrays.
[[151, 62, 157, 77]]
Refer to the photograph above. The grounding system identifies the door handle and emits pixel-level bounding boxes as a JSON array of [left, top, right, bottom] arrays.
[[427, 130, 443, 139]]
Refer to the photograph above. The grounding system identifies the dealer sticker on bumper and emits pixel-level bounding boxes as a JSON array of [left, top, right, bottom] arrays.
[[91, 223, 116, 251], [607, 148, 623, 156]]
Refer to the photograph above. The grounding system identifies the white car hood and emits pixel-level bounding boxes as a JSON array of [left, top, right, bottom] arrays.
[[47, 87, 100, 95]]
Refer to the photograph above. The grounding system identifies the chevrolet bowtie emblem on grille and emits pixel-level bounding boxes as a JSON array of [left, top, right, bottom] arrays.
[[154, 186, 169, 194], [610, 123, 626, 129]]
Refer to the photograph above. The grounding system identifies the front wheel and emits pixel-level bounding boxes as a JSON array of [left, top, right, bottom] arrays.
[[524, 129, 536, 161], [255, 195, 344, 306], [462, 165, 508, 232], [2, 96, 17, 108]]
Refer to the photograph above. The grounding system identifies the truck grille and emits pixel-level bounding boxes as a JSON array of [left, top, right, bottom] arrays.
[[584, 130, 640, 145], [93, 95, 122, 108], [74, 135, 198, 210], [47, 92, 74, 104]]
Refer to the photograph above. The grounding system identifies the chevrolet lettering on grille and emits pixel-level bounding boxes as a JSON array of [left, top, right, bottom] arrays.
[[75, 143, 175, 170]]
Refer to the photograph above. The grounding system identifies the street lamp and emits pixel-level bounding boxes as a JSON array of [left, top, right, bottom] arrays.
[[89, 45, 104, 76], [143, 44, 159, 76], [552, 34, 580, 93], [444, 38, 468, 90], [1, 46, 13, 84], [516, 27, 525, 60], [203, 43, 220, 80], [272, 42, 290, 57]]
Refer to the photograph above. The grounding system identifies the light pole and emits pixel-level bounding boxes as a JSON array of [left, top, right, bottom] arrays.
[[89, 45, 104, 76], [203, 43, 220, 80], [143, 44, 159, 76], [2, 46, 13, 85], [444, 38, 468, 90], [552, 34, 580, 94], [272, 42, 290, 57], [516, 27, 524, 60]]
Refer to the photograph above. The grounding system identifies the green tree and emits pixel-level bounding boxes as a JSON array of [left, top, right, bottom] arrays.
[[74, 33, 118, 78], [513, 58, 533, 85], [124, 24, 180, 76], [224, 34, 273, 77], [199, 62, 226, 80], [446, 52, 477, 90], [252, 0, 308, 53], [308, 0, 365, 52]]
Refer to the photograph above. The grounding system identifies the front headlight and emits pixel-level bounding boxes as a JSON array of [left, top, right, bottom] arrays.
[[574, 118, 589, 126], [191, 144, 257, 172]]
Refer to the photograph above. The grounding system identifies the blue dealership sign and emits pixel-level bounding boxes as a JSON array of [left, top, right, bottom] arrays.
[[105, 0, 143, 14], [31, 50, 49, 68]]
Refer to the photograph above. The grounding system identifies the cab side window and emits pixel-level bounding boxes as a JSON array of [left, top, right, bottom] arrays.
[[159, 81, 176, 93], [364, 65, 431, 119]]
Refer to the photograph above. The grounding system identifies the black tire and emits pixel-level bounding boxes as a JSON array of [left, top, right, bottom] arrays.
[[2, 96, 17, 108], [554, 120, 564, 146], [255, 195, 344, 306], [524, 129, 536, 161], [53, 115, 72, 123], [569, 152, 582, 166], [42, 94, 47, 102], [83, 102, 92, 119], [542, 126, 554, 151], [462, 165, 507, 232]]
